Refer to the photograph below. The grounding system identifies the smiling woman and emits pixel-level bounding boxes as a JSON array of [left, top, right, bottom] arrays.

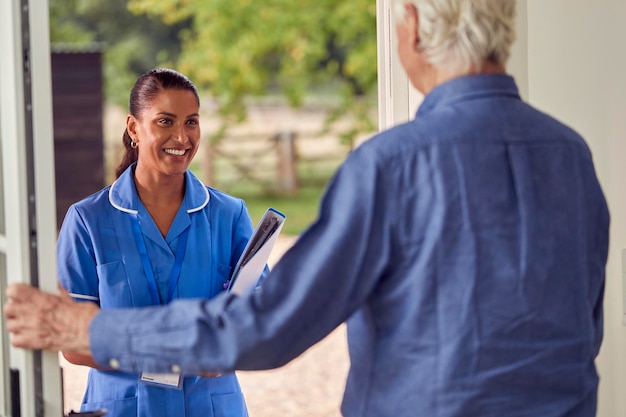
[[125, 79, 202, 235], [129, 88, 200, 179], [55, 68, 260, 417]]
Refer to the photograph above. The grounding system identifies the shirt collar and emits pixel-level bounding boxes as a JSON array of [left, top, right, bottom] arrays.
[[417, 74, 521, 117], [108, 163, 210, 214]]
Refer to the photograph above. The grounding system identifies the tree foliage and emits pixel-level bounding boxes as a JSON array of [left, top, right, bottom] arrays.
[[128, 0, 378, 139], [49, 0, 187, 107], [49, 0, 379, 141]]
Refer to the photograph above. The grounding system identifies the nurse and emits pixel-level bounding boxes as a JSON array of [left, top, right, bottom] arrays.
[[57, 68, 254, 416]]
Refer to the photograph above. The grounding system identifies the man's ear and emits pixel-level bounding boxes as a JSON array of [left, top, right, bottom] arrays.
[[404, 3, 421, 49]]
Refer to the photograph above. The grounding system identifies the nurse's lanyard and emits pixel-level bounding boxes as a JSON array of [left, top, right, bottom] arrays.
[[131, 213, 190, 389], [130, 213, 189, 305]]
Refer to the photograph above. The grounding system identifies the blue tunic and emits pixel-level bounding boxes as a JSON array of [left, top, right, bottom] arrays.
[[91, 75, 610, 417], [58, 165, 253, 416]]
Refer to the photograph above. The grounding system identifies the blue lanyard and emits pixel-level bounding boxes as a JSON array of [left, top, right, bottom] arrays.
[[130, 213, 190, 305]]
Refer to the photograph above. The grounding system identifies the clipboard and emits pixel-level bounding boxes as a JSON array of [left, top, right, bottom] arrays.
[[227, 207, 286, 295]]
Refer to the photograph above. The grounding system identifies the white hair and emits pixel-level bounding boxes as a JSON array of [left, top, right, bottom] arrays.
[[394, 0, 517, 73]]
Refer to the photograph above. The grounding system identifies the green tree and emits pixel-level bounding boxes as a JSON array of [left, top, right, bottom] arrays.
[[128, 0, 378, 142], [49, 0, 187, 107]]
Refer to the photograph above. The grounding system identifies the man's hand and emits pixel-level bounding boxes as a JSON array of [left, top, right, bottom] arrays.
[[4, 283, 99, 355]]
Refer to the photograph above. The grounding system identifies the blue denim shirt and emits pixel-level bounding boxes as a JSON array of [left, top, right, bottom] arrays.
[[91, 74, 609, 417]]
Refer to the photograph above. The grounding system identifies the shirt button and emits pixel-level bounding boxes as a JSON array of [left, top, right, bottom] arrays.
[[171, 364, 181, 373], [109, 359, 120, 369]]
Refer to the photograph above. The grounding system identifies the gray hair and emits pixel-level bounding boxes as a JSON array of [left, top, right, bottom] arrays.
[[394, 0, 516, 73]]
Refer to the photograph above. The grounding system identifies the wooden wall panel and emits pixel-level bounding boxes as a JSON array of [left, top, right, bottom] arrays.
[[51, 49, 104, 229]]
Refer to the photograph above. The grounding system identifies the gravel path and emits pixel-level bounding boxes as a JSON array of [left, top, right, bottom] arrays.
[[61, 235, 350, 416]]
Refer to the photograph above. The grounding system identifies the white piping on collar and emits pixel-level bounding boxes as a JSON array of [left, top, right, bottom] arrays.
[[187, 173, 210, 213], [109, 180, 138, 214], [108, 176, 210, 214]]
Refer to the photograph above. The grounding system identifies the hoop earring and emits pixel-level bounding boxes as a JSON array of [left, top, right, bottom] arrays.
[[130, 140, 138, 149]]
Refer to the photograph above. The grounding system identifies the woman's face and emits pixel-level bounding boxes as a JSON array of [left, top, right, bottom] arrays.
[[128, 88, 200, 179]]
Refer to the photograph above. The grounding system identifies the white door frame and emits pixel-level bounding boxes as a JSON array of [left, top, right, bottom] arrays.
[[0, 0, 62, 415], [376, 0, 424, 130]]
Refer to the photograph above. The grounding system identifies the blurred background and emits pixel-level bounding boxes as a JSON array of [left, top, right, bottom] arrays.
[[50, 0, 379, 235], [33, 1, 626, 416], [51, 0, 380, 415]]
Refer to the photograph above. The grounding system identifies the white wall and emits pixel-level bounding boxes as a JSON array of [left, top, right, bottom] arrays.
[[518, 1, 626, 415]]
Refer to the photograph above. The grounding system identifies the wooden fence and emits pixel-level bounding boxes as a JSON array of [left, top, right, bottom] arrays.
[[200, 129, 349, 195]]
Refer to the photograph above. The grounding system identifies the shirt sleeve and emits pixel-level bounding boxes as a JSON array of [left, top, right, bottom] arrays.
[[91, 147, 395, 374], [57, 205, 100, 303]]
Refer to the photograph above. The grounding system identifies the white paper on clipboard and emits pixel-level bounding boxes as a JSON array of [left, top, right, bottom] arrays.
[[228, 208, 286, 295]]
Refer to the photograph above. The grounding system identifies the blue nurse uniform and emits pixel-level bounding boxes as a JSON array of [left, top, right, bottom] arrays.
[[57, 164, 255, 416]]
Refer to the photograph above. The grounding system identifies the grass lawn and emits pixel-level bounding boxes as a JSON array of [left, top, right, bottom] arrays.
[[206, 159, 341, 236]]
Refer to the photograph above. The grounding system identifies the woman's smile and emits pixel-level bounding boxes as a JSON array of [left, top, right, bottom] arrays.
[[164, 148, 188, 156]]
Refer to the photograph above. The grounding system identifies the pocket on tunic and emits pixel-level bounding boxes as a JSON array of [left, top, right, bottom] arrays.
[[81, 396, 137, 416], [211, 392, 248, 417], [212, 263, 233, 296], [215, 263, 232, 280], [96, 261, 133, 308]]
